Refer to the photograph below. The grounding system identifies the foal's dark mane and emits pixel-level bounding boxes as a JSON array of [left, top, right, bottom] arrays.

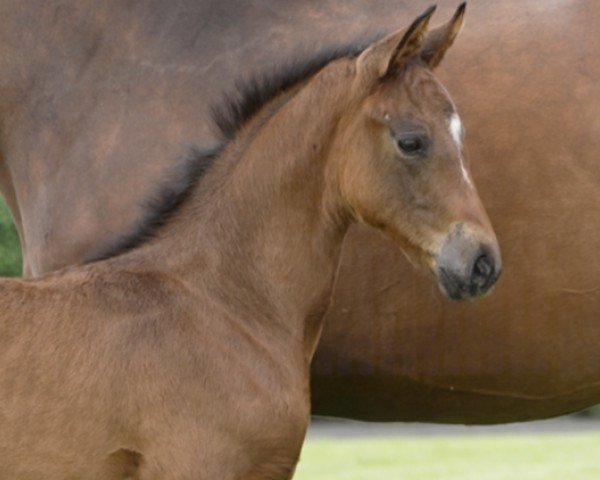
[[212, 43, 369, 141], [87, 41, 373, 263], [88, 147, 221, 263]]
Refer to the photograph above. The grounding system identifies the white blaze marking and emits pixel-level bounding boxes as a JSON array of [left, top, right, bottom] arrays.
[[448, 113, 473, 188], [449, 113, 463, 148]]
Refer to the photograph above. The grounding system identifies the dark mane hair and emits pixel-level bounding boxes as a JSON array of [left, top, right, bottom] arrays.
[[86, 147, 221, 263], [87, 40, 374, 263], [212, 41, 371, 140]]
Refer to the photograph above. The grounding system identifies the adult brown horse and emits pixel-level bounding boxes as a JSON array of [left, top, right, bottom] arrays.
[[0, 9, 497, 477], [0, 0, 599, 423]]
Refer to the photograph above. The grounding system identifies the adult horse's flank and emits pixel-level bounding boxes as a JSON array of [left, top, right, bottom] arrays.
[[0, 7, 498, 479]]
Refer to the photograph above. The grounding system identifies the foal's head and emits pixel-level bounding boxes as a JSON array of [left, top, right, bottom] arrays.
[[331, 5, 501, 300]]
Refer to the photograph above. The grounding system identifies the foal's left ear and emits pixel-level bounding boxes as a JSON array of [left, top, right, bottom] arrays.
[[420, 3, 466, 68], [356, 6, 436, 83]]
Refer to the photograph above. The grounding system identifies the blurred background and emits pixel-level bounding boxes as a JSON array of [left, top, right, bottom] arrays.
[[0, 198, 22, 278], [298, 415, 600, 480], [1, 195, 598, 479]]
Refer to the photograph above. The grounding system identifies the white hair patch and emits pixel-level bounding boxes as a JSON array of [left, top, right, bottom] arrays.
[[449, 113, 463, 150], [448, 113, 473, 188]]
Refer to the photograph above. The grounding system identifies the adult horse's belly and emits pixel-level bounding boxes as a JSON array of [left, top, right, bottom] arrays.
[[2, 0, 599, 423], [313, 0, 600, 422]]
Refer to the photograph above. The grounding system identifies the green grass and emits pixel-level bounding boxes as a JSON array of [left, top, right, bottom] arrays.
[[0, 197, 22, 277], [296, 433, 600, 480]]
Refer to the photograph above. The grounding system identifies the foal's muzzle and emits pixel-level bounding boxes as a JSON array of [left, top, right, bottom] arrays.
[[435, 225, 501, 300]]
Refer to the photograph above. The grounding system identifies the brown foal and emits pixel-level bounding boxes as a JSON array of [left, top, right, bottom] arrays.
[[0, 6, 500, 479]]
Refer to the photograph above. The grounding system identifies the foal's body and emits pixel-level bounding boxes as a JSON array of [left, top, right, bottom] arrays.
[[0, 8, 500, 478], [0, 66, 338, 478]]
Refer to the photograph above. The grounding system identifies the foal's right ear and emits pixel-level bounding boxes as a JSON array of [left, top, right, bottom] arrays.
[[356, 6, 436, 85], [420, 3, 466, 68]]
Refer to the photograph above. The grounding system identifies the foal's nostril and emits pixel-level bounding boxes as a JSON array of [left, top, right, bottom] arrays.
[[472, 253, 493, 289]]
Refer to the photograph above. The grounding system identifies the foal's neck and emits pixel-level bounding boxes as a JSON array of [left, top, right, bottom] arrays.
[[133, 60, 354, 359]]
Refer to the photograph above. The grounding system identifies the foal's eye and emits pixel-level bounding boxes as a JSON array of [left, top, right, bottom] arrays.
[[396, 135, 425, 155]]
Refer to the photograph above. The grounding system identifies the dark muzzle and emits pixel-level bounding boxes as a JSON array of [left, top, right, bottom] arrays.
[[436, 225, 501, 300]]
